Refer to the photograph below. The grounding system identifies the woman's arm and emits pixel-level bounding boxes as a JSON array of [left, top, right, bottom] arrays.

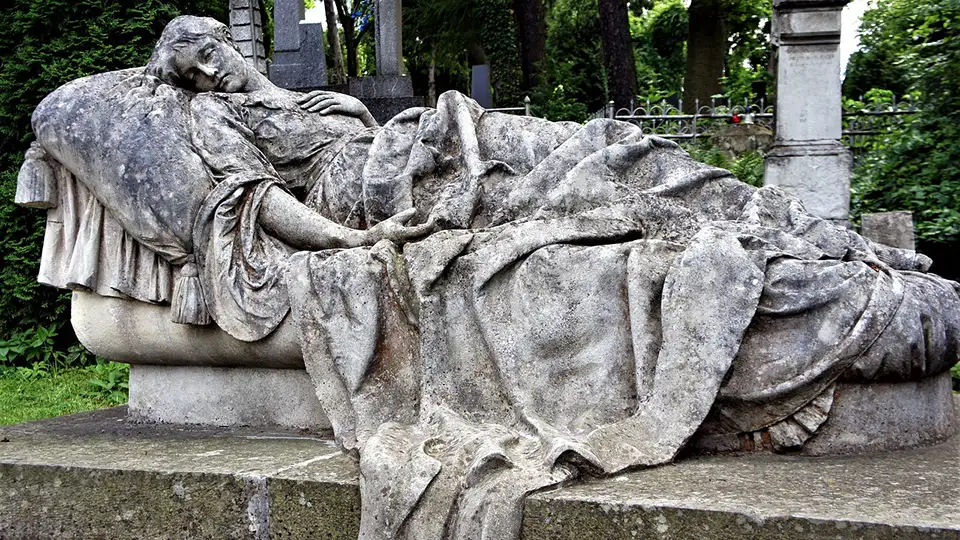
[[260, 187, 433, 249]]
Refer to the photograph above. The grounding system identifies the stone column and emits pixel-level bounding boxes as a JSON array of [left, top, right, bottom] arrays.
[[269, 0, 327, 91], [764, 0, 852, 222], [229, 0, 268, 74]]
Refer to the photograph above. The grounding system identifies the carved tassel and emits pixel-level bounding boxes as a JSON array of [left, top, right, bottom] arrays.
[[15, 142, 58, 209], [171, 258, 211, 325]]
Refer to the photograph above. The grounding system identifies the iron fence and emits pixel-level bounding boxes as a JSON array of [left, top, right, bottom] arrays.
[[842, 96, 921, 164], [602, 98, 775, 144], [590, 96, 921, 158], [486, 96, 533, 116]]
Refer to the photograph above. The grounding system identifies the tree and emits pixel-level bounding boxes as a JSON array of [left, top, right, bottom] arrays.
[[324, 0, 347, 84], [842, 0, 911, 100], [597, 0, 637, 111], [332, 0, 374, 76], [0, 0, 226, 341], [682, 0, 725, 111], [512, 0, 547, 90]]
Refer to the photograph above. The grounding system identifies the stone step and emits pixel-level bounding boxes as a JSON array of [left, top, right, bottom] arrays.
[[1, 407, 958, 539]]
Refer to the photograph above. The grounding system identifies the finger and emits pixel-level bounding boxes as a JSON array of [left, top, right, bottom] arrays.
[[391, 208, 417, 224], [317, 103, 347, 115], [408, 222, 435, 236], [302, 95, 334, 110], [296, 90, 327, 103]]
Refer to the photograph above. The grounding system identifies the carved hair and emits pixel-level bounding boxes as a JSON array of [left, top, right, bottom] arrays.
[[145, 16, 239, 88]]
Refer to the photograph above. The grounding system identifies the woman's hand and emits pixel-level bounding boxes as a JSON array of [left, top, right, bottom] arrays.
[[358, 208, 436, 246], [298, 90, 378, 127]]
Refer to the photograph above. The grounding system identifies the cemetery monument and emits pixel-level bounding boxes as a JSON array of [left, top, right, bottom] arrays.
[[4, 13, 959, 540]]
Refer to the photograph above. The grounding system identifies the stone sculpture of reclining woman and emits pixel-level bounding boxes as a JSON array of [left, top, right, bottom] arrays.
[[18, 15, 960, 540]]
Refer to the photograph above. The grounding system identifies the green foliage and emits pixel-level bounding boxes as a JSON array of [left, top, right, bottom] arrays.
[[0, 0, 225, 342], [719, 0, 772, 103], [848, 0, 960, 245], [684, 146, 765, 187], [0, 324, 92, 376], [631, 0, 687, 101], [85, 360, 130, 406], [842, 0, 912, 100]]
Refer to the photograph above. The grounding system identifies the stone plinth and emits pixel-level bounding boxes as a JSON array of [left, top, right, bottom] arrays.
[[861, 211, 916, 250], [129, 365, 330, 430], [2, 406, 957, 539], [764, 142, 852, 220], [347, 76, 423, 124], [764, 0, 853, 221]]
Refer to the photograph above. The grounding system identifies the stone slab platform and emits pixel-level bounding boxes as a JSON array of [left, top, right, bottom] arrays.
[[1, 407, 958, 539]]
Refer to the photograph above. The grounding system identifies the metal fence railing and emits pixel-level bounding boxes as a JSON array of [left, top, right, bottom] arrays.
[[486, 96, 532, 116], [587, 96, 921, 159]]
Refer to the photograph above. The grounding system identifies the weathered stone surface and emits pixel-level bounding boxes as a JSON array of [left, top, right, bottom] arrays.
[[269, 0, 326, 90], [523, 428, 960, 539], [861, 211, 916, 250], [1, 408, 957, 539], [764, 141, 852, 220], [802, 374, 956, 455], [129, 365, 330, 429]]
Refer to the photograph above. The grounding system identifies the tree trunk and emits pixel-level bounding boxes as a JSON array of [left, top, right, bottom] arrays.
[[324, 0, 347, 84], [511, 0, 546, 89], [333, 0, 358, 76], [428, 59, 437, 107], [597, 0, 637, 112], [682, 0, 725, 112]]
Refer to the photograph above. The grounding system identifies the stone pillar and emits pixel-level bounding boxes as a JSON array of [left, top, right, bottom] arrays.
[[269, 0, 327, 91], [229, 0, 267, 74], [375, 0, 403, 77], [764, 0, 852, 221]]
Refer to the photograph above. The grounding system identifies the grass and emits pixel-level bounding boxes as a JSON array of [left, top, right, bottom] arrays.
[[0, 367, 124, 426]]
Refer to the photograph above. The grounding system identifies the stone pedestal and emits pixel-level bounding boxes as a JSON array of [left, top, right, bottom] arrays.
[[269, 0, 327, 91], [374, 0, 403, 77], [764, 0, 852, 221], [129, 365, 330, 430]]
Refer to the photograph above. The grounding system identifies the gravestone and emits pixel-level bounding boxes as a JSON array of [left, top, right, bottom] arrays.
[[764, 0, 852, 222], [269, 0, 327, 90], [346, 0, 423, 122], [861, 211, 916, 251], [471, 64, 493, 108], [229, 0, 267, 75]]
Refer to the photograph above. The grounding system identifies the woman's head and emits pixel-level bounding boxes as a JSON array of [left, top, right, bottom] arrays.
[[146, 16, 250, 93]]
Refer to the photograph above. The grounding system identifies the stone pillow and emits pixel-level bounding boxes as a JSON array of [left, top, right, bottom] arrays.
[[32, 68, 213, 265]]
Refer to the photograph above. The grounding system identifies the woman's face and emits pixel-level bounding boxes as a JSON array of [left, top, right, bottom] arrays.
[[173, 37, 249, 93]]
